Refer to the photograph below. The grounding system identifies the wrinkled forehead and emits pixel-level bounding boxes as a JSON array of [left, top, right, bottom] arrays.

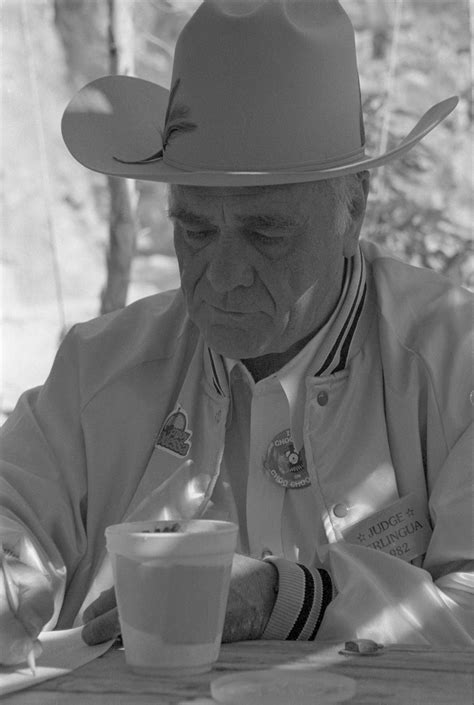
[[168, 181, 333, 215]]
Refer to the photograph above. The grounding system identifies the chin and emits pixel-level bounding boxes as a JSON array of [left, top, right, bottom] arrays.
[[203, 325, 270, 360], [191, 308, 274, 357], [207, 339, 264, 360]]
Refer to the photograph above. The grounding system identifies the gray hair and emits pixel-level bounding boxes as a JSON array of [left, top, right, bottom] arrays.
[[316, 171, 368, 234]]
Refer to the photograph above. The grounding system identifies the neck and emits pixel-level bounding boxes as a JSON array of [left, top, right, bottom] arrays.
[[243, 326, 325, 382]]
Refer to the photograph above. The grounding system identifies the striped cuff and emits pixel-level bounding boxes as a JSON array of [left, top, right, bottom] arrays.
[[261, 557, 333, 641]]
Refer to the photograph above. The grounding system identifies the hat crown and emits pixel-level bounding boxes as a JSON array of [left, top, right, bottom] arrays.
[[164, 0, 365, 172], [61, 0, 458, 185]]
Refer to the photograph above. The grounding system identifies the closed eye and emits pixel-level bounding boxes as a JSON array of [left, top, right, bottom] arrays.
[[254, 232, 282, 243], [251, 231, 287, 246], [184, 228, 216, 244]]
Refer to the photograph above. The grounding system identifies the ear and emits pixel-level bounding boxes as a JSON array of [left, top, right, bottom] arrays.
[[343, 171, 370, 257]]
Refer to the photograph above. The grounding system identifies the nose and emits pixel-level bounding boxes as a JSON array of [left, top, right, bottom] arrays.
[[206, 232, 254, 293]]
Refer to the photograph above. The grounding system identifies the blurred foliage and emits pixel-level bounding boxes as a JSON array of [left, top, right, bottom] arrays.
[[347, 0, 473, 288], [54, 0, 473, 289]]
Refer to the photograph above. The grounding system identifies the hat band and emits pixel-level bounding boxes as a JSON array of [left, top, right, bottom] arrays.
[[163, 144, 366, 174]]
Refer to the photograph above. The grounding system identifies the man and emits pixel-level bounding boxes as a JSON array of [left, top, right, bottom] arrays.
[[1, 0, 472, 667]]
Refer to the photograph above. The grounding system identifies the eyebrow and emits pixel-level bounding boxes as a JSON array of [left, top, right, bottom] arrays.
[[237, 214, 301, 230], [167, 206, 213, 227], [168, 207, 301, 230]]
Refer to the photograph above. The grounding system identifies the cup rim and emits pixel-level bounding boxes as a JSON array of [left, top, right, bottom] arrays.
[[105, 519, 238, 538]]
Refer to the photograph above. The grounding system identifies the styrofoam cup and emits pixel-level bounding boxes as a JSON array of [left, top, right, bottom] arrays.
[[105, 519, 238, 676]]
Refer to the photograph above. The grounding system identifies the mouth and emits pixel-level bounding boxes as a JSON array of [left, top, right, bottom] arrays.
[[207, 304, 253, 316]]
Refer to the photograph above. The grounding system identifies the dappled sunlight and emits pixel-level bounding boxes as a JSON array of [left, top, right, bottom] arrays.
[[322, 461, 400, 542], [321, 541, 472, 645], [344, 462, 400, 523], [72, 86, 113, 115]]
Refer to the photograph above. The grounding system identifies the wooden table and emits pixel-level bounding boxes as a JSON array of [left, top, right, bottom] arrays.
[[2, 640, 473, 704]]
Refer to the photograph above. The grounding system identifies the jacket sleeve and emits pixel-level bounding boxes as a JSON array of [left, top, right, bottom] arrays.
[[316, 422, 474, 646], [0, 326, 88, 629]]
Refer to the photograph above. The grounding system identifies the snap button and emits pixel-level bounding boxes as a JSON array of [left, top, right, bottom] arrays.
[[317, 390, 329, 406], [333, 503, 348, 518], [261, 548, 273, 558]]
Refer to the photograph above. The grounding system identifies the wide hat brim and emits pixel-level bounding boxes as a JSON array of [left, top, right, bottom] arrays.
[[62, 75, 458, 187]]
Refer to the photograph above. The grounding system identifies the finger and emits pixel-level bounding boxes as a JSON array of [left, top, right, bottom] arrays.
[[81, 607, 120, 645], [83, 587, 116, 624]]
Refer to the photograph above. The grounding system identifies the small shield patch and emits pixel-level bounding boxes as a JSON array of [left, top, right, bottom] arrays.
[[155, 406, 192, 457]]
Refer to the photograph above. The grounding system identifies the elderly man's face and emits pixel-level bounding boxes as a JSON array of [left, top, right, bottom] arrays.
[[170, 181, 363, 360]]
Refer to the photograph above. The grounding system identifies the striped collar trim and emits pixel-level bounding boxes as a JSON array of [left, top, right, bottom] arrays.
[[312, 246, 367, 377]]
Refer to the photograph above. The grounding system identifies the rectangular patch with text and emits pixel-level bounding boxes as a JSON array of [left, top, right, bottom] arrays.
[[342, 493, 433, 562]]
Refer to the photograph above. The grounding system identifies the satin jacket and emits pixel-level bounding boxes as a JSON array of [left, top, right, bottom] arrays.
[[1, 240, 472, 644]]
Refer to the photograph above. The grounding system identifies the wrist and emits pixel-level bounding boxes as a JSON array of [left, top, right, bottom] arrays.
[[222, 554, 279, 643], [255, 559, 279, 637]]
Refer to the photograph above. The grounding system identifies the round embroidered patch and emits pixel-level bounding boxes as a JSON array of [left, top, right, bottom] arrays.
[[263, 429, 311, 489]]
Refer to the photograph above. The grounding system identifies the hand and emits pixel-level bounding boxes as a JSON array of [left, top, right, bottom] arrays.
[[82, 554, 278, 646], [221, 553, 278, 643], [0, 559, 54, 666]]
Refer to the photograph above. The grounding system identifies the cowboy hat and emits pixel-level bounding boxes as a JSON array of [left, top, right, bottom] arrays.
[[62, 0, 458, 186]]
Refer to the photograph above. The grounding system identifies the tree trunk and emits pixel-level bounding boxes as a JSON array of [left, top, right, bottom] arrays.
[[365, 0, 390, 60], [100, 0, 137, 314]]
